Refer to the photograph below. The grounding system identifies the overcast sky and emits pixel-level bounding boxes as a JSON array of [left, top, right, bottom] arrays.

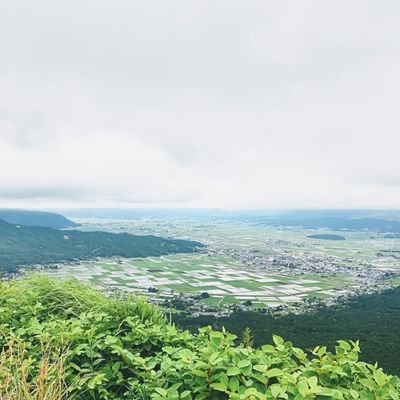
[[1, 1, 399, 209]]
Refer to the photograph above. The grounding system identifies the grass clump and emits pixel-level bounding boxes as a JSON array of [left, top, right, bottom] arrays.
[[0, 336, 70, 399], [0, 275, 399, 399]]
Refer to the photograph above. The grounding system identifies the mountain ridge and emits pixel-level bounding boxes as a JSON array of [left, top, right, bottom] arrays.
[[0, 209, 79, 229]]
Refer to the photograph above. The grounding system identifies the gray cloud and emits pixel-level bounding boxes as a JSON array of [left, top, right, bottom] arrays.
[[0, 0, 400, 208], [0, 187, 88, 200]]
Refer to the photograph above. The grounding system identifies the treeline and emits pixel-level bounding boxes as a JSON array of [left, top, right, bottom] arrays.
[[174, 286, 400, 375]]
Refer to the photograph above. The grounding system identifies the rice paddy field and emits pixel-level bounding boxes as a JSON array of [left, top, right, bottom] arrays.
[[46, 253, 350, 307], [46, 217, 400, 308]]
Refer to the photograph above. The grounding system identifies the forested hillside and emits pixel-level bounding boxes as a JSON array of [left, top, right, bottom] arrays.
[[0, 276, 398, 399], [0, 219, 202, 272], [0, 209, 79, 228]]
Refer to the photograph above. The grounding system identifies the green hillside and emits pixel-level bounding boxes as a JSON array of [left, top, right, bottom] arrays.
[[0, 276, 398, 399], [0, 219, 202, 273], [0, 209, 79, 229]]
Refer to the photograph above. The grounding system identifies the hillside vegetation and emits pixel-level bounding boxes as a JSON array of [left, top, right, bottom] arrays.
[[0, 276, 399, 399], [174, 286, 400, 376], [0, 209, 79, 229], [0, 219, 202, 272]]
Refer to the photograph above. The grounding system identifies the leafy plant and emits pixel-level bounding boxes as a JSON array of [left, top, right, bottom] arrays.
[[0, 276, 399, 399]]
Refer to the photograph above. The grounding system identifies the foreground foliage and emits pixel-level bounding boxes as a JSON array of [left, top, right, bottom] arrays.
[[0, 276, 399, 399], [174, 286, 400, 375]]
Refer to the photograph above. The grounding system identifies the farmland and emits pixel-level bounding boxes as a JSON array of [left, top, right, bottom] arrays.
[[46, 253, 347, 309], [44, 217, 400, 314]]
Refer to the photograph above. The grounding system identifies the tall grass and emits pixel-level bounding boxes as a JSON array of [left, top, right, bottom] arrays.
[[0, 274, 166, 324], [0, 336, 70, 400]]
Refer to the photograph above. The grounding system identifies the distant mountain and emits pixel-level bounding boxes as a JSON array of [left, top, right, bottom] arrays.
[[57, 208, 400, 232], [0, 209, 78, 229], [0, 219, 203, 273], [270, 217, 400, 232], [61, 208, 400, 221], [241, 214, 400, 233]]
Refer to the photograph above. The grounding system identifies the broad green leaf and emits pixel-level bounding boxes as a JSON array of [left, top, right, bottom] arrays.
[[211, 382, 227, 392], [227, 366, 241, 376], [267, 368, 283, 378]]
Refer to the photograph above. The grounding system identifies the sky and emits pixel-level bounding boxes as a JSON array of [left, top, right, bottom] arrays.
[[0, 1, 400, 210]]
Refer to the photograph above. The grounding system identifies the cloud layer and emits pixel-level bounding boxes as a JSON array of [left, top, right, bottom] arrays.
[[1, 1, 400, 208]]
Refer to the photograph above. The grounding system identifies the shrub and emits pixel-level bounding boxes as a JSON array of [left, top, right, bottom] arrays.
[[0, 276, 399, 399]]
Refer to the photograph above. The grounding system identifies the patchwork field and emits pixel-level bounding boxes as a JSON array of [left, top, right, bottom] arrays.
[[46, 253, 350, 307], [45, 217, 400, 311]]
